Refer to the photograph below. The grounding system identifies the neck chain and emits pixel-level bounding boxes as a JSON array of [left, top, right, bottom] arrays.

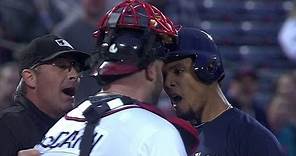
[[195, 105, 233, 128], [209, 105, 232, 122]]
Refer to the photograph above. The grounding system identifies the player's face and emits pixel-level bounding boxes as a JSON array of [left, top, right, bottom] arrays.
[[163, 58, 208, 120], [33, 57, 81, 118]]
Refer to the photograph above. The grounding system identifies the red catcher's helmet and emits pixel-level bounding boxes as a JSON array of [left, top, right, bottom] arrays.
[[91, 0, 179, 83], [94, 0, 178, 37]]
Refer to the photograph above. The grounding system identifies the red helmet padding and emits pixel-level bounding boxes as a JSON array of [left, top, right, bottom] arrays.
[[98, 62, 141, 75]]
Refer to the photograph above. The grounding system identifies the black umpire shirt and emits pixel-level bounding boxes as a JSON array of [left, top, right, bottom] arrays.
[[0, 94, 57, 156]]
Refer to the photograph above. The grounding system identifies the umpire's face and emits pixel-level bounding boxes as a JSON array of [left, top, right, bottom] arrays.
[[22, 56, 81, 118]]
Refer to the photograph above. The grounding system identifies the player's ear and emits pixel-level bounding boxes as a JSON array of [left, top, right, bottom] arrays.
[[21, 69, 37, 88]]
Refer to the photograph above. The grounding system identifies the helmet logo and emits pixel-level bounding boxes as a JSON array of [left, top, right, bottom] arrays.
[[150, 19, 158, 28], [109, 43, 118, 53]]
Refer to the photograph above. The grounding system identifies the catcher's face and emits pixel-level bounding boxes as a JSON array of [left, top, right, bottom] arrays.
[[163, 58, 208, 120]]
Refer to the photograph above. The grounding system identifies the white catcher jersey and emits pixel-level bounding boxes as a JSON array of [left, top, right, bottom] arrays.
[[35, 99, 187, 156]]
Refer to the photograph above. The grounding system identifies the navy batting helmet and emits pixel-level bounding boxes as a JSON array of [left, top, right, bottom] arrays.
[[165, 28, 224, 84], [91, 0, 179, 83]]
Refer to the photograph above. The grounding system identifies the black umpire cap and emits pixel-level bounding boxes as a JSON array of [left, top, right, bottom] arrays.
[[18, 34, 90, 73]]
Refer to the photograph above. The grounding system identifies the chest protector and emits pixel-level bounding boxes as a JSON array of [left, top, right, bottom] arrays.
[[77, 94, 198, 156]]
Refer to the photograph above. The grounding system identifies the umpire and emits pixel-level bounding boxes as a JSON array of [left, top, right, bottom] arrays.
[[0, 34, 90, 156]]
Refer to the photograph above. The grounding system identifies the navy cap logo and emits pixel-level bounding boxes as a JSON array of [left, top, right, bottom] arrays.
[[55, 39, 74, 49]]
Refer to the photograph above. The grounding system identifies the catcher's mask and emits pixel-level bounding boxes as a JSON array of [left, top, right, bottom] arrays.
[[90, 0, 180, 84]]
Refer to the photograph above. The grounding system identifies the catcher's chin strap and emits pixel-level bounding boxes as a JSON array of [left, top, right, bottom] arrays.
[[79, 95, 135, 156]]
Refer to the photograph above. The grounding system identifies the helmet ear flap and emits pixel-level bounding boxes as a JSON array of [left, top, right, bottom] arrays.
[[206, 57, 219, 73], [194, 54, 223, 85]]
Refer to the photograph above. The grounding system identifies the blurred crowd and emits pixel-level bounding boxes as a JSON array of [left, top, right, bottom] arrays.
[[0, 0, 295, 155]]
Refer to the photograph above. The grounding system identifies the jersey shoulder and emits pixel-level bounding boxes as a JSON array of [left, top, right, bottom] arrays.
[[227, 108, 284, 155], [109, 107, 179, 132]]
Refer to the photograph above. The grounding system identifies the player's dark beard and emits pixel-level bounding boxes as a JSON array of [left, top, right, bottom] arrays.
[[177, 108, 201, 126], [177, 109, 195, 121]]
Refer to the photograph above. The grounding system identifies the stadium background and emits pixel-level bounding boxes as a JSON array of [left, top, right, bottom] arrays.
[[1, 0, 295, 155]]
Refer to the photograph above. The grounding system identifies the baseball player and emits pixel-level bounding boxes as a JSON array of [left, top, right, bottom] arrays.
[[34, 0, 198, 156], [163, 27, 284, 156]]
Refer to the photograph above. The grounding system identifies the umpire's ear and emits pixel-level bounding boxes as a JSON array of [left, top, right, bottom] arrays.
[[21, 69, 37, 88]]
